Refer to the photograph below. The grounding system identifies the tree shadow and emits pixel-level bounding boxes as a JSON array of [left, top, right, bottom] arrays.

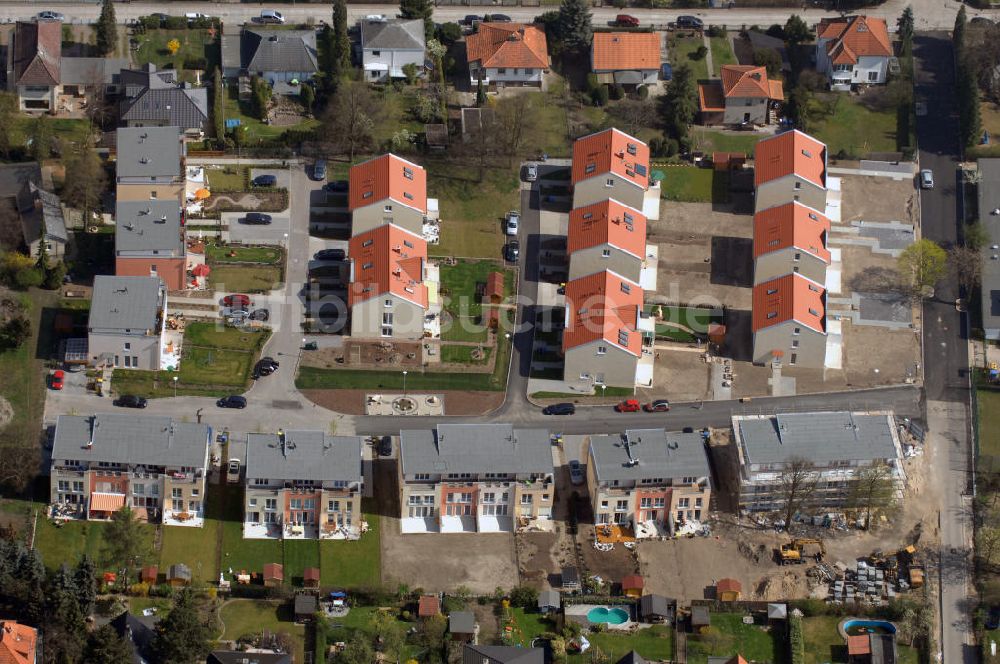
[[849, 266, 903, 293]]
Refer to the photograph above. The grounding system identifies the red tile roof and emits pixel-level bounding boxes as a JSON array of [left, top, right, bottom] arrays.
[[698, 81, 726, 113], [621, 574, 644, 590], [721, 65, 771, 98], [716, 578, 742, 593], [592, 32, 660, 71], [572, 128, 650, 189], [486, 271, 504, 299], [562, 270, 643, 357], [263, 563, 283, 580], [466, 23, 549, 70], [818, 15, 892, 66], [12, 20, 61, 87], [303, 567, 321, 581], [418, 595, 440, 617], [567, 198, 647, 258], [752, 273, 826, 334], [847, 635, 871, 655], [753, 130, 827, 189], [0, 621, 38, 664], [349, 153, 427, 213], [753, 201, 831, 263], [348, 224, 428, 308]]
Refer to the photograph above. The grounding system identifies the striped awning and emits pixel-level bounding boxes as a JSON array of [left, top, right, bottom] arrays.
[[90, 492, 126, 512]]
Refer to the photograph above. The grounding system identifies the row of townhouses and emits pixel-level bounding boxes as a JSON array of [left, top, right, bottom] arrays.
[[561, 128, 661, 389], [48, 411, 907, 537]]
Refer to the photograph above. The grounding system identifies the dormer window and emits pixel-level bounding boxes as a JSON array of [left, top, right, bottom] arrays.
[[363, 262, 373, 270], [767, 312, 777, 319], [626, 143, 637, 155], [620, 282, 631, 294], [585, 163, 596, 174], [582, 212, 593, 220], [403, 192, 414, 200], [403, 167, 414, 180], [363, 191, 373, 199], [808, 308, 820, 316], [801, 149, 812, 158], [363, 239, 374, 247], [404, 240, 414, 249]]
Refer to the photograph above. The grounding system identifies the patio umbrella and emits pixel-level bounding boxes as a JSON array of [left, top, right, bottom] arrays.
[[195, 188, 211, 200], [192, 264, 211, 277]]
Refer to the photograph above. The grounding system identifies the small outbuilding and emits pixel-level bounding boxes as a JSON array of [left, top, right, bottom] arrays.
[[716, 578, 742, 602], [561, 566, 581, 591], [485, 272, 504, 304], [449, 611, 477, 642], [767, 603, 787, 621], [303, 567, 321, 589], [690, 605, 711, 633], [294, 594, 318, 621], [166, 563, 191, 586], [141, 565, 158, 584], [538, 590, 561, 614], [638, 594, 675, 624], [621, 574, 644, 598], [263, 563, 284, 587], [418, 594, 441, 618], [615, 652, 648, 664]]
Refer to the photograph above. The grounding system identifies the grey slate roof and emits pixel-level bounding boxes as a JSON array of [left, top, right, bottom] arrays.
[[590, 429, 710, 483], [980, 158, 1000, 335], [115, 126, 183, 180], [111, 611, 158, 664], [294, 594, 318, 614], [19, 181, 67, 245], [245, 431, 362, 483], [119, 63, 177, 96], [230, 28, 318, 75], [120, 79, 208, 132], [691, 605, 710, 626], [115, 199, 184, 255], [638, 594, 674, 619], [88, 275, 163, 333], [0, 162, 42, 198], [399, 424, 553, 476], [615, 653, 647, 664], [361, 18, 425, 51], [52, 413, 209, 468], [537, 590, 560, 609], [167, 563, 191, 581], [767, 602, 787, 619], [59, 56, 130, 86], [209, 652, 292, 664], [462, 645, 545, 664], [449, 611, 476, 634], [734, 412, 901, 466]]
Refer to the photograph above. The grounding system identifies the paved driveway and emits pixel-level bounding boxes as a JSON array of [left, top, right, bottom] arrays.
[[250, 167, 291, 190], [225, 212, 291, 244]]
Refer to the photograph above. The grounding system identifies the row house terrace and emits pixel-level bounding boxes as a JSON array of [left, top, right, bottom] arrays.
[[50, 414, 210, 526], [398, 424, 555, 534], [243, 430, 364, 540]]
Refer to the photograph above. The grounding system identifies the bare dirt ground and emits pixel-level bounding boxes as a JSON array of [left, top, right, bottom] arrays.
[[840, 176, 919, 225], [517, 531, 564, 589], [300, 389, 505, 416], [638, 349, 713, 402]]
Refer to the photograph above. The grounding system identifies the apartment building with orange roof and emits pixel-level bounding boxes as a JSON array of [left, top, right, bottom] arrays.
[[566, 198, 656, 284], [348, 153, 429, 237], [815, 15, 893, 90], [561, 269, 654, 388], [698, 64, 784, 127], [753, 129, 828, 213], [752, 201, 831, 285], [348, 223, 437, 340], [466, 23, 549, 88], [751, 272, 827, 367], [571, 128, 659, 218], [0, 621, 37, 664], [591, 32, 661, 90]]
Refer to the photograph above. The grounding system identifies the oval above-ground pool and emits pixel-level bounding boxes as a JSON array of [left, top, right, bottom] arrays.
[[587, 607, 630, 625], [840, 618, 898, 638]]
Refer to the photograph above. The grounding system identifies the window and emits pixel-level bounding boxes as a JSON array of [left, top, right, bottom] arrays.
[[794, 252, 801, 261], [150, 190, 157, 199], [362, 192, 373, 201], [682, 477, 697, 484], [372, 50, 381, 56], [678, 497, 690, 508], [654, 497, 665, 508], [525, 68, 534, 74], [58, 480, 70, 491], [808, 308, 820, 316], [585, 163, 596, 174], [790, 352, 798, 365], [521, 494, 533, 505], [767, 288, 778, 295], [403, 192, 414, 200], [597, 345, 607, 355], [868, 71, 878, 82], [414, 473, 431, 480], [791, 340, 799, 348], [615, 500, 628, 511], [304, 499, 316, 510], [249, 498, 257, 507], [384, 299, 393, 308], [172, 488, 182, 498], [602, 249, 611, 258], [73, 481, 84, 492], [627, 143, 637, 156], [404, 240, 414, 249], [191, 488, 199, 497], [133, 484, 144, 496], [640, 497, 652, 508], [793, 327, 801, 335], [290, 498, 302, 509], [403, 167, 414, 180], [265, 498, 277, 510], [766, 312, 777, 319], [497, 68, 507, 74], [382, 313, 393, 325], [606, 178, 614, 187], [601, 500, 608, 509], [363, 262, 374, 270], [384, 205, 392, 212], [620, 282, 631, 294], [695, 497, 703, 507], [124, 342, 131, 351], [794, 181, 802, 190], [618, 330, 629, 345], [512, 68, 519, 75]]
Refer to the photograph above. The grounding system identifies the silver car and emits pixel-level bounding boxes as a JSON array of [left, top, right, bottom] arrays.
[[569, 460, 585, 485], [505, 211, 520, 236], [525, 164, 538, 182], [919, 169, 934, 189]]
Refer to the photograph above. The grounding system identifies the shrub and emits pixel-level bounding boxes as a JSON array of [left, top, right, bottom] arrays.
[[707, 25, 726, 37], [662, 137, 680, 157], [585, 73, 601, 93], [692, 45, 708, 60], [610, 84, 625, 100], [591, 85, 609, 106], [164, 16, 187, 29], [166, 38, 181, 55], [183, 57, 208, 71], [637, 85, 649, 100], [789, 614, 805, 664], [137, 15, 162, 30], [509, 586, 538, 608]]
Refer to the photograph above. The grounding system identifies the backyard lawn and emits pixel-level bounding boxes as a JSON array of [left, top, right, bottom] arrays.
[[219, 599, 306, 664], [670, 34, 710, 81], [12, 117, 95, 150], [440, 344, 491, 364], [208, 264, 283, 293], [646, 304, 723, 334], [283, 539, 320, 585], [808, 93, 897, 157], [34, 512, 156, 571], [710, 35, 737, 76], [801, 616, 919, 664], [207, 167, 249, 192], [159, 520, 221, 584], [970, 101, 1000, 158], [580, 626, 674, 663], [657, 165, 716, 203], [440, 260, 512, 342], [0, 289, 53, 451], [223, 91, 320, 144], [429, 163, 517, 259], [691, 128, 761, 154], [979, 389, 1000, 462], [319, 507, 381, 587], [132, 29, 219, 84], [685, 612, 785, 664], [206, 243, 283, 265]]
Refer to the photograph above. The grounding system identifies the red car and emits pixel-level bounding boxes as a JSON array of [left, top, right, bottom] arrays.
[[50, 369, 65, 390], [222, 294, 251, 309], [614, 399, 641, 412], [616, 13, 640, 26]]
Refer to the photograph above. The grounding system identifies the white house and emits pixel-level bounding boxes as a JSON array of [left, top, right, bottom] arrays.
[[466, 23, 549, 88], [815, 15, 893, 90], [360, 18, 425, 83]]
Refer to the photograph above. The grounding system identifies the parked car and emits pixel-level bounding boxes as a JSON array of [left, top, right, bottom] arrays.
[[222, 294, 251, 309], [252, 174, 278, 187], [185, 12, 211, 21], [226, 459, 241, 484], [253, 357, 279, 378], [258, 9, 285, 24], [505, 211, 520, 236], [324, 180, 348, 192], [568, 459, 585, 485], [676, 15, 704, 29], [217, 395, 247, 409], [313, 159, 327, 180], [525, 164, 538, 182], [315, 248, 346, 261], [241, 212, 272, 225], [919, 169, 934, 189], [37, 11, 64, 21], [250, 309, 270, 321], [614, 399, 642, 412], [644, 399, 671, 412], [615, 14, 640, 27], [114, 395, 148, 409], [365, 14, 386, 21], [986, 606, 1000, 630], [504, 240, 520, 262], [489, 14, 512, 22], [542, 402, 576, 415], [49, 369, 65, 390], [461, 14, 482, 25], [660, 63, 673, 81], [377, 436, 393, 456]]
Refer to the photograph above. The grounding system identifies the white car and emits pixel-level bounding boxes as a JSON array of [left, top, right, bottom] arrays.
[[525, 164, 538, 182], [185, 12, 210, 21], [569, 460, 585, 485], [505, 211, 520, 236], [919, 169, 934, 189], [259, 9, 285, 24], [226, 459, 241, 484]]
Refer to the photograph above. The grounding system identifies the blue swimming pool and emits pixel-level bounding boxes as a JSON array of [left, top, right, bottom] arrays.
[[587, 607, 630, 625], [842, 619, 897, 636]]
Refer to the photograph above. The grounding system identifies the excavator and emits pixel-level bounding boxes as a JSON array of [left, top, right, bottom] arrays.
[[777, 538, 827, 565]]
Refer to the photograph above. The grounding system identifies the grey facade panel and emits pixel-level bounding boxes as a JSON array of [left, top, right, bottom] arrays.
[[52, 413, 210, 469], [590, 429, 710, 483], [399, 424, 553, 476], [245, 430, 363, 483]]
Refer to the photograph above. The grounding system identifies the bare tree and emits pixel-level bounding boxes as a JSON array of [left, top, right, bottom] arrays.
[[495, 94, 533, 166], [848, 461, 897, 530], [0, 443, 40, 494], [463, 108, 501, 182], [610, 99, 657, 137], [321, 81, 382, 161], [977, 526, 1000, 571], [949, 245, 982, 292], [778, 456, 818, 531]]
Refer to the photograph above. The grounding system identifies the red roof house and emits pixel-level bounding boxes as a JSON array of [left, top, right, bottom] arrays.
[[0, 621, 38, 664], [816, 15, 892, 87]]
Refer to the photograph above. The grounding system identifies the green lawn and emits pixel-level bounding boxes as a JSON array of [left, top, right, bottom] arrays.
[[208, 264, 283, 293], [219, 599, 306, 664], [670, 34, 710, 81], [533, 84, 572, 158], [440, 260, 510, 342], [985, 629, 1000, 663], [179, 346, 254, 387], [319, 507, 381, 588], [34, 512, 155, 572], [646, 304, 723, 334], [801, 616, 919, 664], [283, 539, 320, 585], [12, 116, 95, 150], [0, 289, 52, 450], [440, 344, 491, 364], [221, 521, 282, 576], [206, 167, 249, 192], [508, 608, 553, 646], [206, 243, 283, 265], [686, 613, 786, 664], [691, 128, 761, 155], [429, 163, 518, 259], [979, 389, 1000, 460], [223, 89, 320, 143], [808, 93, 897, 158], [159, 521, 221, 585], [710, 35, 737, 76], [183, 322, 268, 350], [577, 626, 674, 663], [657, 165, 715, 202], [969, 101, 1000, 158], [132, 29, 219, 84]]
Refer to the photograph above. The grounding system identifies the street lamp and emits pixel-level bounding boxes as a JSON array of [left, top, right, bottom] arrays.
[[172, 375, 179, 397], [283, 233, 288, 249], [402, 370, 408, 397]]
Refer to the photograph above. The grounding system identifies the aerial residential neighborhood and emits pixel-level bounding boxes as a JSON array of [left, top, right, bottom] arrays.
[[0, 0, 990, 663]]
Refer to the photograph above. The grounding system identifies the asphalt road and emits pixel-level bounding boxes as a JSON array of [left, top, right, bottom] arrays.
[[913, 31, 976, 664]]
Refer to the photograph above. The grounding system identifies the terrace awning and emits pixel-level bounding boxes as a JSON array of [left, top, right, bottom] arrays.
[[90, 492, 125, 512]]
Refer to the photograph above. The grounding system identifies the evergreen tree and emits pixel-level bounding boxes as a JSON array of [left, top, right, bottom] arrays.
[[662, 63, 697, 148], [152, 589, 211, 664], [102, 506, 150, 580], [74, 556, 97, 617], [300, 82, 315, 113], [783, 14, 811, 46], [45, 565, 88, 664], [212, 68, 225, 142], [399, 0, 434, 42], [476, 78, 486, 107], [897, 6, 915, 46], [333, 0, 351, 74], [954, 5, 966, 51], [96, 0, 117, 56], [29, 114, 52, 162], [557, 0, 592, 52], [35, 218, 50, 270], [85, 625, 133, 664]]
